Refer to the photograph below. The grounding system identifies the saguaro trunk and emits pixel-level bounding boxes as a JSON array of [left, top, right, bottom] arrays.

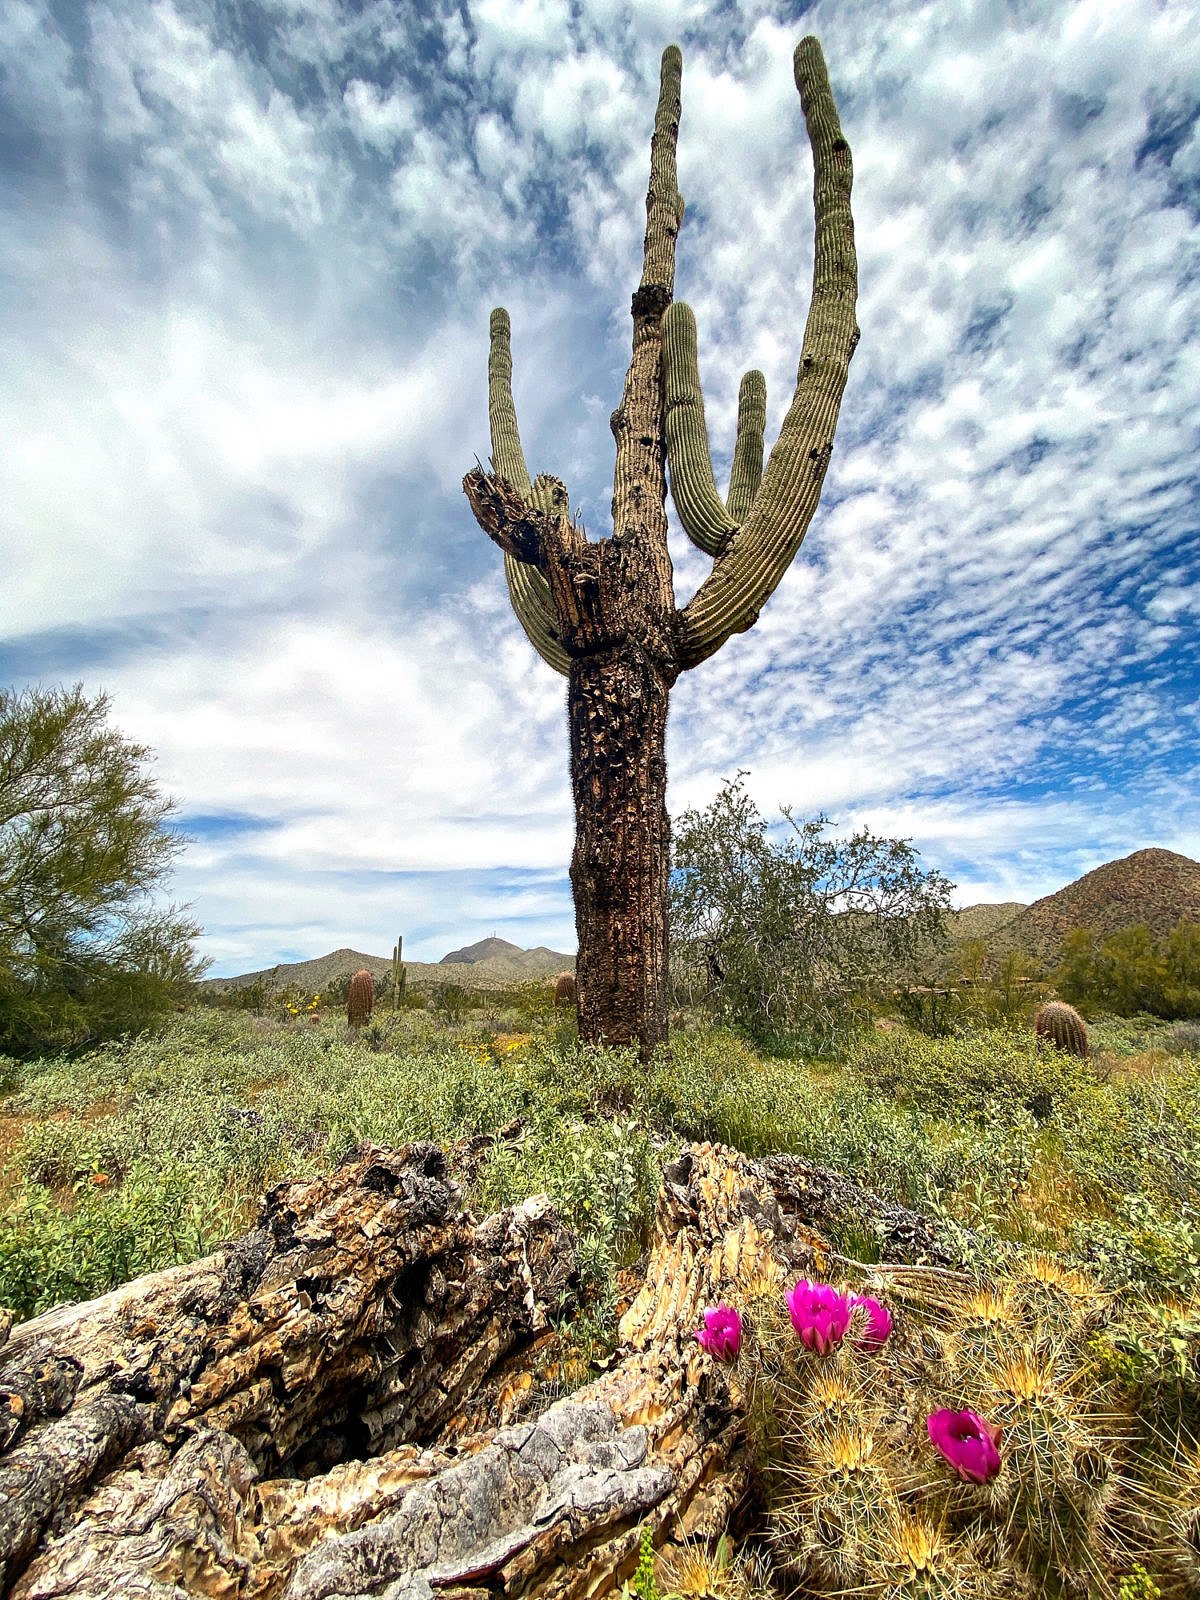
[[570, 652, 672, 1051], [464, 38, 859, 1058]]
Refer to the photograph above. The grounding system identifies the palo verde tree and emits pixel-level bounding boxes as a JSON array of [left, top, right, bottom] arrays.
[[671, 774, 953, 1051], [463, 39, 858, 1056], [0, 683, 207, 1056]]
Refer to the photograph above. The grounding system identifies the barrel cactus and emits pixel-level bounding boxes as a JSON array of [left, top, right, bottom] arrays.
[[347, 968, 375, 1028], [553, 972, 576, 1007], [1034, 1000, 1088, 1058]]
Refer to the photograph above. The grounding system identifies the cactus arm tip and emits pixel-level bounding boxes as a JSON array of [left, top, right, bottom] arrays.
[[675, 40, 858, 670], [726, 369, 767, 522]]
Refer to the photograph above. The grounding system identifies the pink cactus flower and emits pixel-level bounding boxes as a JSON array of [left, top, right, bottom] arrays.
[[849, 1294, 893, 1350], [787, 1279, 852, 1354], [927, 1408, 1003, 1485], [695, 1303, 742, 1361]]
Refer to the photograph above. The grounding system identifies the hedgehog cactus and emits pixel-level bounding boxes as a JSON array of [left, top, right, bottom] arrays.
[[347, 968, 375, 1028], [1035, 1000, 1089, 1058], [748, 1262, 1139, 1598], [463, 38, 858, 1059]]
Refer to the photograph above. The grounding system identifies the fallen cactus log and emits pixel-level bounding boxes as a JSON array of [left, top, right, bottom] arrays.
[[0, 1140, 951, 1598]]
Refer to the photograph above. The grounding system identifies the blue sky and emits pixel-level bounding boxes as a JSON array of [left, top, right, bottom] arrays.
[[2, 0, 1197, 976]]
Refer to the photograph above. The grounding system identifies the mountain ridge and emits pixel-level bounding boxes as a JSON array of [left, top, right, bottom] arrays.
[[202, 940, 575, 994], [202, 846, 1199, 994]]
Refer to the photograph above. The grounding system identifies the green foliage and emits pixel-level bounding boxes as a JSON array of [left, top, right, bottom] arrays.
[[432, 982, 471, 1022], [3, 1005, 1200, 1384], [1057, 922, 1200, 1021], [1118, 1567, 1161, 1600], [0, 683, 206, 1057], [847, 1027, 1095, 1125], [670, 773, 953, 1050], [632, 1523, 660, 1600], [472, 1108, 660, 1301]]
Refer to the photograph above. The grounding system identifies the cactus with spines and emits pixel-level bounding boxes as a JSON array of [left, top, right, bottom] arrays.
[[553, 971, 576, 1006], [1035, 999, 1089, 1058], [745, 1265, 1148, 1599], [346, 967, 375, 1028], [463, 36, 858, 1058]]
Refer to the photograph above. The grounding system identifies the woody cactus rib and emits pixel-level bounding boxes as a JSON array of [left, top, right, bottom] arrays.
[[676, 37, 859, 668]]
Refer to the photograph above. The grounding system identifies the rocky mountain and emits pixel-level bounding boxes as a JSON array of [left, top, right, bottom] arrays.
[[987, 847, 1200, 968], [203, 939, 574, 995], [440, 937, 525, 965]]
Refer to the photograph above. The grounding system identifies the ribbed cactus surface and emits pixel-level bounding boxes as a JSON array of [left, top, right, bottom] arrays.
[[1034, 1000, 1088, 1058], [346, 968, 375, 1028], [553, 972, 576, 1006]]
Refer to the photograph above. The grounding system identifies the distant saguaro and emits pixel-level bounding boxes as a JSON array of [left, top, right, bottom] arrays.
[[463, 38, 858, 1058], [392, 937, 407, 1011]]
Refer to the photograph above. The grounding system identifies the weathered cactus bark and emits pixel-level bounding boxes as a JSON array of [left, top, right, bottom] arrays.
[[464, 38, 859, 1058], [0, 1140, 949, 1599]]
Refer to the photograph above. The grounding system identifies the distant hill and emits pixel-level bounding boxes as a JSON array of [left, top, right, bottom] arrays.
[[946, 902, 1028, 942], [990, 847, 1200, 968], [203, 940, 575, 995], [441, 937, 525, 964]]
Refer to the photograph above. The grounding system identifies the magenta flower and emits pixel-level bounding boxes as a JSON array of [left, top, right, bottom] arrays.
[[787, 1279, 851, 1354], [927, 1408, 1003, 1485], [695, 1303, 742, 1361], [849, 1294, 893, 1350]]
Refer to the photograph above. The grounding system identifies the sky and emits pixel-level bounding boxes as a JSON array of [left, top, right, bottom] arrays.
[[2, 0, 1198, 977]]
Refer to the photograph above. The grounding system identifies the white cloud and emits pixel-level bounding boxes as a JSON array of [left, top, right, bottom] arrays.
[[3, 0, 1196, 974]]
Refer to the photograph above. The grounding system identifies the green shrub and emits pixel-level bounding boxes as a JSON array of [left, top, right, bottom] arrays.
[[846, 1026, 1096, 1124]]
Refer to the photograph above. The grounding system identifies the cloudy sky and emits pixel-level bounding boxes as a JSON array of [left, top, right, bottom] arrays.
[[2, 0, 1197, 976]]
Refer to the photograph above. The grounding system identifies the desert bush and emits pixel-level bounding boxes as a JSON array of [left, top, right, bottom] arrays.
[[0, 684, 208, 1058], [1165, 1021, 1200, 1056], [1057, 922, 1200, 1021], [472, 1110, 660, 1302], [670, 773, 952, 1050], [846, 1027, 1096, 1124]]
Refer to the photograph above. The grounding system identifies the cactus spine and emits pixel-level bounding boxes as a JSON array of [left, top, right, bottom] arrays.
[[1035, 1000, 1089, 1058], [463, 37, 858, 1057], [347, 968, 374, 1028]]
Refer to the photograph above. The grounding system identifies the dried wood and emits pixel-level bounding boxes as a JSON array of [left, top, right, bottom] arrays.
[[0, 1139, 952, 1600]]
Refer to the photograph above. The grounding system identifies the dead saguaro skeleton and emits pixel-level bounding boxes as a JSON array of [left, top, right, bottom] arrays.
[[0, 1141, 948, 1598], [464, 38, 859, 1057]]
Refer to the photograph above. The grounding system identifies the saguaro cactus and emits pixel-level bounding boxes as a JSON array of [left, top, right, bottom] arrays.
[[463, 38, 858, 1057]]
